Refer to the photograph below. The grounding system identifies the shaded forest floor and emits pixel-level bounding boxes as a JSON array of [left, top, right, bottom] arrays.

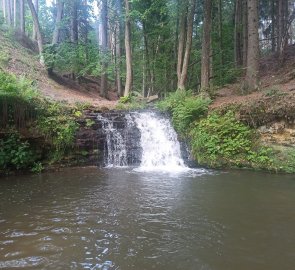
[[1, 28, 294, 115], [211, 45, 295, 126]]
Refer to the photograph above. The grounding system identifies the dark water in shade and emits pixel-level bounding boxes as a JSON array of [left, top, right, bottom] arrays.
[[0, 167, 294, 270]]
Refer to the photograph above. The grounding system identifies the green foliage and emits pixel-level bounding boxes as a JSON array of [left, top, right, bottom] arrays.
[[116, 94, 147, 110], [156, 90, 192, 111], [119, 94, 133, 104], [0, 133, 36, 171], [0, 71, 38, 100], [190, 111, 273, 168], [31, 162, 44, 174], [85, 119, 95, 128], [37, 103, 79, 160], [156, 91, 211, 135], [171, 96, 211, 135]]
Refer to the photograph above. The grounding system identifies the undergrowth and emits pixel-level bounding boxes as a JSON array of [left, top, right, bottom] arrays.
[[190, 111, 273, 169], [157, 90, 211, 136], [116, 94, 147, 110], [0, 71, 79, 172], [156, 90, 291, 172]]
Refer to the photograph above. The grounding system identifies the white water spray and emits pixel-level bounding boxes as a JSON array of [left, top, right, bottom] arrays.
[[134, 112, 188, 172], [97, 115, 128, 167]]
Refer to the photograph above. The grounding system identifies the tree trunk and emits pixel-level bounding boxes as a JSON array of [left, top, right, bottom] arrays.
[[271, 0, 276, 52], [2, 0, 6, 21], [177, 5, 186, 88], [242, 0, 248, 67], [27, 0, 44, 64], [13, 0, 16, 28], [52, 0, 64, 44], [218, 0, 223, 66], [100, 0, 108, 98], [6, 0, 12, 26], [115, 0, 123, 97], [32, 0, 38, 40], [234, 0, 243, 66], [124, 0, 132, 97], [245, 0, 259, 92], [178, 0, 195, 90], [200, 0, 212, 92], [20, 0, 25, 33], [278, 0, 283, 55], [71, 0, 78, 43]]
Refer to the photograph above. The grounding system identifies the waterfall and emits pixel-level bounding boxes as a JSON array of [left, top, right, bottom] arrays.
[[133, 112, 187, 172], [98, 111, 188, 171], [97, 114, 134, 167]]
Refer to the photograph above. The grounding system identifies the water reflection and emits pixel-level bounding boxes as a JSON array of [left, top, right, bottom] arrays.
[[0, 168, 294, 269]]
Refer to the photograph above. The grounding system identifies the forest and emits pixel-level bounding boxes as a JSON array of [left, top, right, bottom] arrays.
[[0, 0, 295, 174], [1, 2, 295, 269], [0, 0, 294, 98]]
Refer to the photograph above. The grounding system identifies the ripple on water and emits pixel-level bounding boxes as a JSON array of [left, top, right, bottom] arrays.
[[0, 256, 48, 269]]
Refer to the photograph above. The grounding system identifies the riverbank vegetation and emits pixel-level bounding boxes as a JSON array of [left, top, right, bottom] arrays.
[[0, 0, 294, 174], [157, 91, 295, 173], [0, 71, 80, 174]]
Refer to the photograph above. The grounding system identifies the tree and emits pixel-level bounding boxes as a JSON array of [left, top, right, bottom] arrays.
[[20, 0, 25, 33], [13, 0, 16, 28], [6, 0, 12, 26], [71, 0, 78, 44], [201, 0, 212, 92], [100, 0, 108, 98], [52, 0, 64, 45], [244, 0, 259, 91], [124, 0, 132, 97], [177, 0, 196, 90], [115, 0, 123, 97], [27, 0, 44, 63], [32, 0, 38, 40]]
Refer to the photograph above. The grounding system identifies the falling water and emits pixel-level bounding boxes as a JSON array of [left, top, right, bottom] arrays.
[[134, 111, 187, 172], [97, 114, 130, 167], [98, 111, 188, 171]]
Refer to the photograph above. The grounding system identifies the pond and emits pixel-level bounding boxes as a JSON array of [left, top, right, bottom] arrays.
[[0, 168, 294, 269]]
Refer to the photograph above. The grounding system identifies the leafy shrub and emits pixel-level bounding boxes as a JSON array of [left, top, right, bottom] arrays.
[[0, 133, 36, 170], [37, 112, 79, 160], [172, 96, 211, 135], [0, 71, 38, 100], [31, 162, 44, 173], [190, 111, 273, 168], [156, 90, 211, 135], [156, 90, 193, 111]]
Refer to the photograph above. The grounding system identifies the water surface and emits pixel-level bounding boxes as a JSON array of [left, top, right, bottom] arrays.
[[0, 168, 294, 269]]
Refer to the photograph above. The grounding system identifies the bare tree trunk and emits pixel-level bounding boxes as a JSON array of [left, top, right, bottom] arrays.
[[200, 0, 212, 92], [32, 0, 38, 40], [71, 0, 78, 43], [124, 0, 132, 97], [178, 0, 195, 90], [278, 0, 284, 55], [13, 0, 16, 27], [271, 0, 276, 52], [52, 0, 64, 44], [20, 0, 25, 33], [27, 0, 44, 64], [245, 0, 259, 92], [234, 0, 243, 66], [218, 0, 223, 66], [242, 0, 248, 67], [6, 0, 12, 26], [115, 0, 123, 97], [177, 6, 186, 87], [2, 0, 6, 21], [100, 0, 108, 98]]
